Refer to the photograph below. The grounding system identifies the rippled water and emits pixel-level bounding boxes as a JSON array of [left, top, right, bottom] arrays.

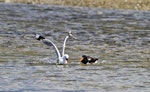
[[0, 3, 150, 92]]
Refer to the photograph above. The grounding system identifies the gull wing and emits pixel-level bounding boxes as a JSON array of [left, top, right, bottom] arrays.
[[62, 35, 69, 57], [42, 38, 61, 61]]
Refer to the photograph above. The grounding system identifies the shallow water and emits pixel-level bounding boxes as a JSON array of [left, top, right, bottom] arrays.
[[0, 3, 150, 92]]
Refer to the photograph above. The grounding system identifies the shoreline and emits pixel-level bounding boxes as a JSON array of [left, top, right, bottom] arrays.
[[1, 0, 150, 11]]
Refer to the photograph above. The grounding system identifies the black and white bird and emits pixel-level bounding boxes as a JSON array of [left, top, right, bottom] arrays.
[[35, 31, 76, 64], [80, 55, 98, 64]]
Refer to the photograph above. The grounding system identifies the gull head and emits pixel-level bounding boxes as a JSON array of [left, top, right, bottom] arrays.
[[63, 54, 69, 64]]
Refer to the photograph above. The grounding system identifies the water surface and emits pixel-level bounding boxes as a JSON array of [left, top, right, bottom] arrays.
[[0, 3, 150, 92]]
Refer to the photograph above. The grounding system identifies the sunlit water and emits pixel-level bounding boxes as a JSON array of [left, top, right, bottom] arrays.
[[0, 3, 150, 92]]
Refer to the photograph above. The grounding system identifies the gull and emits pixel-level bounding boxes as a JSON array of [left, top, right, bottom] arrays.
[[35, 31, 76, 64]]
